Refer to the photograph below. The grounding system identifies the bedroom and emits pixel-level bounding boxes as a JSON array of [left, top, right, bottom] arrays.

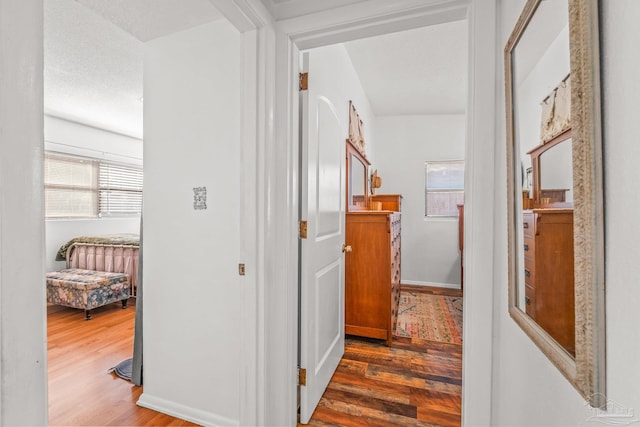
[[43, 0, 144, 296], [44, 0, 466, 425]]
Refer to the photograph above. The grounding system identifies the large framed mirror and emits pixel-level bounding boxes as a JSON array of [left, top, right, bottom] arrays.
[[505, 0, 605, 407]]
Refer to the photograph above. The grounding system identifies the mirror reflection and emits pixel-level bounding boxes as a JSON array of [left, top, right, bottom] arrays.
[[506, 0, 605, 406], [520, 130, 575, 356], [350, 154, 366, 208], [511, 0, 575, 356], [539, 136, 573, 205]]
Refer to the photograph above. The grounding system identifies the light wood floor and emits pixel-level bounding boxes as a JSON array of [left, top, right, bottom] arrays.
[[48, 300, 197, 426]]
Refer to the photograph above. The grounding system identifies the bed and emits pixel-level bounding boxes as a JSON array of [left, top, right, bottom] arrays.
[[56, 234, 140, 297]]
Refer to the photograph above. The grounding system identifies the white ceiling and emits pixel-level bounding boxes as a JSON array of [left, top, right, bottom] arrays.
[[76, 0, 223, 42], [343, 20, 468, 115], [45, 0, 142, 138], [44, 0, 222, 138], [44, 0, 467, 139]]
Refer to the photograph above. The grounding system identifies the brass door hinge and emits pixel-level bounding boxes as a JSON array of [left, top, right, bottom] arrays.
[[298, 367, 307, 386], [238, 263, 246, 276], [299, 72, 308, 91], [299, 220, 308, 239]]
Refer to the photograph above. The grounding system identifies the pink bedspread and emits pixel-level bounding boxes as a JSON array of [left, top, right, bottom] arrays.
[[67, 244, 139, 294]]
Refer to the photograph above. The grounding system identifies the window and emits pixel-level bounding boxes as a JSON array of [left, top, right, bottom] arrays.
[[44, 154, 98, 218], [425, 160, 464, 217], [44, 153, 142, 218], [98, 162, 143, 216]]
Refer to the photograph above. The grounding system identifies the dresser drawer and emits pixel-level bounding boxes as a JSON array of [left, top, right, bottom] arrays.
[[523, 236, 534, 255], [523, 212, 535, 238], [524, 263, 535, 286], [525, 284, 536, 319]]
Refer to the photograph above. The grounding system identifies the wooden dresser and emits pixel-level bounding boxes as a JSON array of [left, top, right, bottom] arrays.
[[522, 209, 575, 356], [345, 210, 401, 346]]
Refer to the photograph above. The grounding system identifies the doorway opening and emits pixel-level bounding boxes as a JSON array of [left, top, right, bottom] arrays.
[[297, 19, 468, 423], [43, 1, 234, 425]]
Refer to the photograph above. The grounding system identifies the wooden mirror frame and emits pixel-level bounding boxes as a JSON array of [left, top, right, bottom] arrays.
[[346, 139, 370, 211], [505, 0, 605, 407], [529, 129, 573, 208]]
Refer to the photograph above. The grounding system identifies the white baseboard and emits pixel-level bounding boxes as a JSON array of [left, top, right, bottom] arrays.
[[137, 392, 238, 426], [402, 280, 461, 290]]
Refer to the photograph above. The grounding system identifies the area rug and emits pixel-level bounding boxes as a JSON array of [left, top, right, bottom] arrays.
[[394, 292, 463, 344]]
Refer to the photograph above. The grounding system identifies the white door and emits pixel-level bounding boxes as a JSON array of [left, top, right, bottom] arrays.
[[298, 52, 346, 424]]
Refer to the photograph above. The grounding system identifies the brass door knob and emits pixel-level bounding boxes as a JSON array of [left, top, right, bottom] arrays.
[[341, 244, 352, 253]]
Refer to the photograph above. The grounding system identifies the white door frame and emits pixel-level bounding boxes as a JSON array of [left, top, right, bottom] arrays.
[[207, 2, 274, 426], [254, 0, 498, 425], [0, 1, 47, 425]]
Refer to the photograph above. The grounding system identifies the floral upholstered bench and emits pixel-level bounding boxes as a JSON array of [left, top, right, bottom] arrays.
[[46, 269, 130, 320]]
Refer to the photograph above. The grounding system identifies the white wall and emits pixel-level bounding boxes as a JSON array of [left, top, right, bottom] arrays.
[[0, 0, 48, 424], [601, 0, 640, 420], [45, 115, 143, 163], [308, 43, 377, 162], [376, 115, 465, 287], [141, 20, 242, 426], [44, 115, 142, 272], [515, 25, 570, 170], [491, 1, 640, 425]]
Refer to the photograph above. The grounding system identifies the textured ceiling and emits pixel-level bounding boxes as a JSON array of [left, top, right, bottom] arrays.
[[45, 0, 144, 138], [44, 0, 222, 139], [76, 0, 223, 42], [45, 1, 467, 140], [343, 19, 468, 116]]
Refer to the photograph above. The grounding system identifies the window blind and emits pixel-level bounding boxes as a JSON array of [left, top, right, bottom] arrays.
[[98, 162, 143, 215], [44, 154, 98, 218]]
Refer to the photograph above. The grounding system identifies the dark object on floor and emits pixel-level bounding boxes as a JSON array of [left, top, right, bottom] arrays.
[[109, 358, 133, 381]]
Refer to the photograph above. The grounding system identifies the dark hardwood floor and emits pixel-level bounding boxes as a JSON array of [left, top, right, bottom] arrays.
[[303, 285, 463, 426], [48, 299, 197, 426]]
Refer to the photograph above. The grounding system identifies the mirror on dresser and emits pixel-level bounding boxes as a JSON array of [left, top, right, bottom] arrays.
[[532, 130, 573, 207], [505, 0, 605, 407], [346, 142, 369, 211]]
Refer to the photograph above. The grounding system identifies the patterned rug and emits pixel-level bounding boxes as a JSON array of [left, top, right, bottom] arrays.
[[394, 291, 463, 344]]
